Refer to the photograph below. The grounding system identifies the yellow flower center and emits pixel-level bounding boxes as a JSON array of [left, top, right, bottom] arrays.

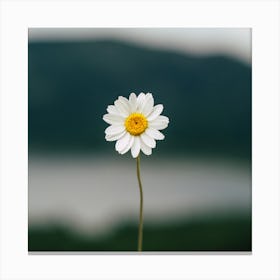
[[125, 113, 148, 136]]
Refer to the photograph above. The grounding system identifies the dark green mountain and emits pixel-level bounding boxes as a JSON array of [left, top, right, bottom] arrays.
[[28, 40, 251, 157]]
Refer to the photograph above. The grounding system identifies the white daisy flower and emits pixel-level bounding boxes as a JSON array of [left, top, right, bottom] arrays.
[[103, 92, 169, 158]]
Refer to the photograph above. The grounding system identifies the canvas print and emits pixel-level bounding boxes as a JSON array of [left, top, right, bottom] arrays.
[[28, 28, 251, 252]]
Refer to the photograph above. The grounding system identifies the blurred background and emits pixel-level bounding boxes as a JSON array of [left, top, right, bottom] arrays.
[[28, 28, 251, 252]]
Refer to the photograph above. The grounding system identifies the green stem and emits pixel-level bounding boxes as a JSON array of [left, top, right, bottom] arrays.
[[136, 155, 143, 252]]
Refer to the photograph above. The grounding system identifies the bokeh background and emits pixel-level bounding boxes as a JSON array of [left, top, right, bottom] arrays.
[[28, 28, 251, 252]]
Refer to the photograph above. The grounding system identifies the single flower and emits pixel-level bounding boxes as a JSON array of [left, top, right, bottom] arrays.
[[103, 92, 169, 158]]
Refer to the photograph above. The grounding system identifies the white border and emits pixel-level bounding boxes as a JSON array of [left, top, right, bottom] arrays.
[[0, 0, 279, 279]]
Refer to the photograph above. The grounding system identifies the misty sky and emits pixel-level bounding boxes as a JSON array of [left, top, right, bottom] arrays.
[[29, 28, 251, 64], [29, 157, 251, 234]]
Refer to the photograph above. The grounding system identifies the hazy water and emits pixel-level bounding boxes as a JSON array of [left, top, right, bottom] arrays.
[[28, 155, 251, 235]]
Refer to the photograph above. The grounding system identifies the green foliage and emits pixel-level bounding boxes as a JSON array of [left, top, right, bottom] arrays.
[[29, 214, 251, 251]]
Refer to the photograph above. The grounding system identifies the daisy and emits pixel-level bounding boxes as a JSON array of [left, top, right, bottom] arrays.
[[103, 92, 169, 158]]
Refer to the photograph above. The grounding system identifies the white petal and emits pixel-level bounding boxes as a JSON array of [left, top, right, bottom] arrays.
[[103, 114, 124, 125], [107, 105, 120, 116], [140, 132, 156, 148], [105, 130, 126, 142], [140, 137, 152, 156], [142, 93, 154, 116], [145, 127, 165, 140], [136, 93, 146, 111], [149, 115, 169, 130], [119, 135, 134, 155], [105, 125, 125, 136], [118, 96, 131, 113], [149, 121, 168, 130], [129, 92, 137, 112], [155, 115, 169, 123], [147, 104, 163, 121], [114, 99, 129, 117], [131, 136, 141, 158], [115, 132, 130, 152]]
